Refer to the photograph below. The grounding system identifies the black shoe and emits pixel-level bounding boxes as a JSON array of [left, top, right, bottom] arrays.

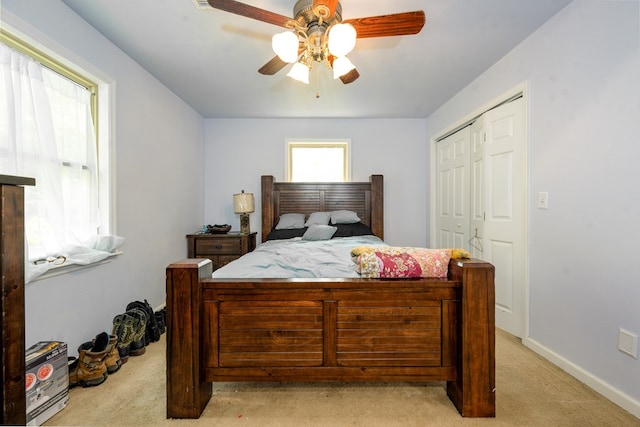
[[155, 307, 166, 335], [126, 300, 161, 344]]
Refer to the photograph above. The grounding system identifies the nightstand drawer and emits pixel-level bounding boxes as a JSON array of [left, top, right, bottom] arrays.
[[195, 238, 240, 255], [187, 232, 256, 272]]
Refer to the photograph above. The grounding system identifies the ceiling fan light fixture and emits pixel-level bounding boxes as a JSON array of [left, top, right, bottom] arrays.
[[332, 56, 355, 79], [272, 31, 299, 63], [287, 62, 310, 84], [328, 23, 356, 57]]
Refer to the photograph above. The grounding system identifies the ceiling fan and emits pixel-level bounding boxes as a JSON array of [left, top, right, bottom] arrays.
[[207, 0, 426, 85]]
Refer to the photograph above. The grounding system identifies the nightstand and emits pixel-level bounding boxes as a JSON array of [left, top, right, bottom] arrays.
[[186, 232, 256, 271]]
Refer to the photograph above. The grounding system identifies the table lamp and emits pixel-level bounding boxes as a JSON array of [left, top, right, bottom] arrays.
[[233, 190, 254, 234]]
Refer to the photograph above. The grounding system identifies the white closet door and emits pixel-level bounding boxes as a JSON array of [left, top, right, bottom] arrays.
[[469, 119, 485, 259], [483, 98, 525, 338], [436, 127, 470, 249]]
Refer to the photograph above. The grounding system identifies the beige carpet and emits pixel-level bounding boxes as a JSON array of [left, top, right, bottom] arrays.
[[44, 329, 639, 427]]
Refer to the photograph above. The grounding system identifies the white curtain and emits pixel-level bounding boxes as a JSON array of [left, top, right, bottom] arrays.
[[0, 42, 123, 282]]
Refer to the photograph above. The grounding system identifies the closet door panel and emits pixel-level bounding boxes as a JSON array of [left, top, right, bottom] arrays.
[[436, 139, 452, 248], [469, 120, 485, 258], [483, 98, 525, 338], [435, 127, 470, 249]]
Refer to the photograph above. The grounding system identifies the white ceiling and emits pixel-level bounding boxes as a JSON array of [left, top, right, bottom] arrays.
[[60, 0, 572, 119]]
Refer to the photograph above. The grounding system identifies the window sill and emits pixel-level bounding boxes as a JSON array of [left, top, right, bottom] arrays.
[[28, 251, 123, 283]]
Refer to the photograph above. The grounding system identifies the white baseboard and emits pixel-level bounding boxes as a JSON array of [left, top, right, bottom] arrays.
[[523, 336, 640, 419]]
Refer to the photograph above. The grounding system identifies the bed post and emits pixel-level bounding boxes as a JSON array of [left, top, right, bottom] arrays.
[[261, 175, 274, 243], [166, 259, 213, 418], [369, 174, 384, 240], [446, 259, 496, 417]]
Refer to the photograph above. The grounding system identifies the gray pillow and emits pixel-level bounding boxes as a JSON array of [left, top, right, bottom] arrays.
[[275, 213, 305, 229], [330, 210, 361, 224], [304, 212, 331, 226], [302, 224, 337, 241]]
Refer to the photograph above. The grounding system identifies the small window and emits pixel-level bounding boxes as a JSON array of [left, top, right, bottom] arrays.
[[286, 139, 351, 182]]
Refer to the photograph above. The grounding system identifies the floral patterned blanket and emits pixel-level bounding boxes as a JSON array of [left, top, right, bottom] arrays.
[[351, 246, 470, 278]]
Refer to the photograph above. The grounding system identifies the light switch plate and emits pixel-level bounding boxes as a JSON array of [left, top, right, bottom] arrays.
[[537, 192, 549, 209]]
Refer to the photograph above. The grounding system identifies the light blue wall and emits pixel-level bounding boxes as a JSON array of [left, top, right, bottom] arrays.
[[2, 1, 204, 354], [2, 0, 638, 418], [203, 118, 428, 247], [426, 0, 640, 413]]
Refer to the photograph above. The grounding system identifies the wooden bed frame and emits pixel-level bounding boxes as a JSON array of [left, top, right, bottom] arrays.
[[166, 175, 495, 419]]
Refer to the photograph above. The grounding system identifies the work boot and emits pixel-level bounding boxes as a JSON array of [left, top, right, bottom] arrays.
[[125, 308, 147, 356], [68, 334, 109, 388], [91, 332, 121, 374], [104, 334, 122, 374], [112, 313, 137, 363]]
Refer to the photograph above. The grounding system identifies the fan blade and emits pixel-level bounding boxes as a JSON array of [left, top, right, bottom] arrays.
[[340, 68, 360, 85], [312, 0, 339, 19], [207, 0, 290, 27], [343, 11, 426, 39], [260, 43, 306, 75], [258, 56, 288, 75]]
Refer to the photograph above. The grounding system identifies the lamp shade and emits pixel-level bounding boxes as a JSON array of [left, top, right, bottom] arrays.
[[272, 31, 299, 63], [328, 23, 356, 57], [332, 56, 356, 79], [233, 191, 255, 214], [287, 62, 310, 84]]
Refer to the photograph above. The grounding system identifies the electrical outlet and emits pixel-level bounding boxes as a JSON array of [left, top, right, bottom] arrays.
[[618, 328, 638, 358], [537, 192, 549, 209]]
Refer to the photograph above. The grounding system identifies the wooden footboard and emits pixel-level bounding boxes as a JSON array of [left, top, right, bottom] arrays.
[[166, 258, 495, 419]]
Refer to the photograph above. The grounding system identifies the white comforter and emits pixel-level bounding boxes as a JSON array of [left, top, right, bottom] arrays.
[[212, 235, 386, 278]]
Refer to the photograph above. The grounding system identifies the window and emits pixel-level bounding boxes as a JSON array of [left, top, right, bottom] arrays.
[[1, 29, 117, 281], [286, 139, 351, 182]]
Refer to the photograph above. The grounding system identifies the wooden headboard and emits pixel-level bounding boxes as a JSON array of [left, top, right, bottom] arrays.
[[261, 175, 384, 243]]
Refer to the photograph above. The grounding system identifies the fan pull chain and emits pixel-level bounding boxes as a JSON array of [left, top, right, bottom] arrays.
[[315, 66, 320, 98]]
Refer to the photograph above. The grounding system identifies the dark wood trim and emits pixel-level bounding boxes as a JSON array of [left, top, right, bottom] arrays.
[[0, 176, 34, 426], [446, 259, 496, 417], [369, 174, 384, 240], [165, 259, 213, 419], [0, 175, 35, 187], [261, 175, 275, 243]]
